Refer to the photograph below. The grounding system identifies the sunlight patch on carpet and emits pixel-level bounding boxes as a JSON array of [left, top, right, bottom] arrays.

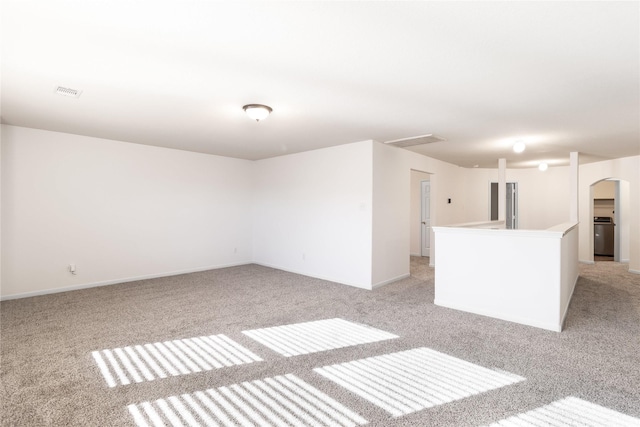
[[481, 396, 640, 426], [92, 334, 262, 387], [128, 373, 368, 427], [314, 347, 525, 417], [242, 318, 398, 357]]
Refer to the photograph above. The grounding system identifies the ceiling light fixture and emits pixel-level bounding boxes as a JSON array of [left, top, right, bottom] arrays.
[[513, 141, 526, 153], [538, 162, 548, 171], [243, 104, 272, 122]]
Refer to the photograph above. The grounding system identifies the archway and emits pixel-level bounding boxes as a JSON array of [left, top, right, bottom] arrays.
[[589, 178, 630, 264]]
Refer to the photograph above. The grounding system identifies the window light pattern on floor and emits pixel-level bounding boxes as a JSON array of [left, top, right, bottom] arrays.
[[481, 396, 640, 427], [314, 347, 525, 417], [128, 373, 368, 427], [242, 318, 398, 357], [92, 334, 262, 387]]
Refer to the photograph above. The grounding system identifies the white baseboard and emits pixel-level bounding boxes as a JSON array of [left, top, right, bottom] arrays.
[[252, 262, 371, 290], [410, 252, 421, 257], [372, 273, 410, 289], [0, 262, 250, 301], [252, 262, 409, 290], [579, 259, 595, 265], [629, 269, 640, 275]]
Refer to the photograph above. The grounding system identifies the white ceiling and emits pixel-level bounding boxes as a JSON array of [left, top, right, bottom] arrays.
[[2, 1, 639, 168]]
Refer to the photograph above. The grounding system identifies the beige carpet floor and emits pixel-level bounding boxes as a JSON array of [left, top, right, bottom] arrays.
[[1, 258, 639, 426]]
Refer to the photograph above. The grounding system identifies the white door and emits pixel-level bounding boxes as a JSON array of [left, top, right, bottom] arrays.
[[421, 181, 431, 257]]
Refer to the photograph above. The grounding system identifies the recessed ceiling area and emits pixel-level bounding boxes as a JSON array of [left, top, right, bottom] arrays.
[[1, 1, 638, 168]]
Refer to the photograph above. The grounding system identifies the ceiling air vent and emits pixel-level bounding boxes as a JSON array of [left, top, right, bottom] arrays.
[[54, 86, 82, 98], [384, 134, 446, 148]]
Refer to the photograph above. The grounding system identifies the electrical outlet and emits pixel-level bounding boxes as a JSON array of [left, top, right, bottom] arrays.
[[68, 264, 77, 275]]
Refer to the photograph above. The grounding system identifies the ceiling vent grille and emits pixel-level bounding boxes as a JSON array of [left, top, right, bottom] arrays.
[[384, 134, 446, 148], [54, 86, 82, 98]]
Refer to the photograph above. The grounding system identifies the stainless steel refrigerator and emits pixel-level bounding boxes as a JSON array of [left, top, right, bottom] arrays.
[[594, 217, 614, 256]]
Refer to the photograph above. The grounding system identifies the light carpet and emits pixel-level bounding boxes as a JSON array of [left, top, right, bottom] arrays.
[[1, 258, 639, 426]]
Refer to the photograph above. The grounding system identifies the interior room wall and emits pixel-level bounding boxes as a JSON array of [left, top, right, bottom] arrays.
[[505, 166, 571, 230], [5, 123, 636, 299], [579, 155, 640, 272], [619, 180, 631, 263], [464, 166, 572, 231], [251, 140, 472, 289], [421, 155, 468, 267], [372, 143, 411, 286], [371, 142, 467, 280], [593, 180, 616, 199], [252, 140, 374, 289], [463, 168, 499, 222], [1, 125, 254, 299], [0, 126, 2, 293], [592, 180, 616, 218], [406, 156, 639, 272]]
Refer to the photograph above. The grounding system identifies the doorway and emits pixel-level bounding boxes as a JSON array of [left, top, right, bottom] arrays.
[[591, 178, 630, 263], [410, 170, 431, 258], [490, 182, 519, 229], [421, 180, 431, 257]]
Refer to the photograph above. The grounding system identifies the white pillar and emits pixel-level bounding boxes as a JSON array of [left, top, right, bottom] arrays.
[[569, 152, 579, 223], [498, 158, 506, 222]]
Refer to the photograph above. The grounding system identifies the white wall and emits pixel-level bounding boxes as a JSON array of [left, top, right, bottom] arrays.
[[593, 180, 616, 199], [463, 168, 498, 222], [2, 129, 468, 297], [252, 140, 471, 289], [370, 142, 468, 280], [618, 180, 631, 263], [252, 141, 374, 289], [464, 159, 638, 272], [593, 180, 615, 218], [1, 125, 254, 298], [372, 143, 410, 286], [464, 166, 571, 231], [506, 167, 571, 230], [0, 124, 2, 293], [5, 124, 635, 299], [440, 157, 639, 272]]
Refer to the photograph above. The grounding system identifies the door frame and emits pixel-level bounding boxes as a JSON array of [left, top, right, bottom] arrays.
[[591, 178, 629, 263], [421, 180, 431, 257], [490, 181, 518, 228]]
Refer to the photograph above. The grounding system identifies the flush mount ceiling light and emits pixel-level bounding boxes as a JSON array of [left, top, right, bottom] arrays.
[[513, 141, 526, 153], [243, 104, 272, 122], [538, 162, 549, 171]]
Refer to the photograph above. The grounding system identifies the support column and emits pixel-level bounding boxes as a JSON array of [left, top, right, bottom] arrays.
[[569, 152, 579, 223], [498, 158, 506, 222]]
